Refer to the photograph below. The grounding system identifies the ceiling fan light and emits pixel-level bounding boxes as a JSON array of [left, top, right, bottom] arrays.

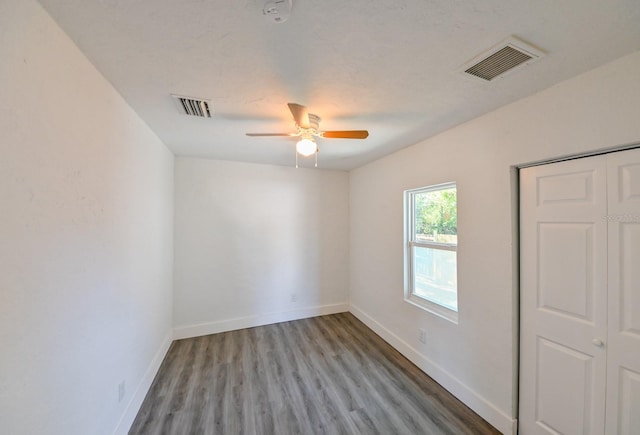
[[296, 138, 317, 156]]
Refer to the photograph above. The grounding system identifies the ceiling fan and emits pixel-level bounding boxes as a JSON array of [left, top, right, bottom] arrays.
[[246, 103, 369, 167]]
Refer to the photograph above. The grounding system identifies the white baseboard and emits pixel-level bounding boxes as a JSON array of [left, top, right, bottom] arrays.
[[112, 331, 173, 435], [349, 304, 517, 435], [173, 303, 350, 340]]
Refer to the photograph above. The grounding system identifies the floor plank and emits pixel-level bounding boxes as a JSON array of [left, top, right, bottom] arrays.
[[130, 313, 501, 434]]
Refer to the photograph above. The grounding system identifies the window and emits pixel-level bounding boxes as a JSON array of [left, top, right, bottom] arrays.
[[404, 182, 458, 321]]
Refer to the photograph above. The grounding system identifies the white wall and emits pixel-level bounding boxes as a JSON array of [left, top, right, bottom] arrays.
[[349, 50, 640, 434], [173, 158, 349, 338], [0, 1, 174, 434]]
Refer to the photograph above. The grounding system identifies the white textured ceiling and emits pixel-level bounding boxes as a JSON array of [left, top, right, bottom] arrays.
[[37, 0, 640, 170]]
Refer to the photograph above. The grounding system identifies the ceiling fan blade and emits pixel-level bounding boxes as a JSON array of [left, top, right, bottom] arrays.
[[287, 103, 310, 128], [321, 130, 369, 139], [246, 133, 298, 137]]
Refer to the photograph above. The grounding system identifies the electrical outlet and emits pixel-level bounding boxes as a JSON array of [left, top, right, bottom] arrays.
[[118, 380, 126, 402], [290, 293, 297, 303], [419, 329, 427, 344]]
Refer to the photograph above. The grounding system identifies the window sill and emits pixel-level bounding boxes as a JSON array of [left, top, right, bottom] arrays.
[[404, 294, 459, 324]]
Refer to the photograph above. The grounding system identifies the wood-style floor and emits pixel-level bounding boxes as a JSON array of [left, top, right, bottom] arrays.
[[130, 313, 500, 435]]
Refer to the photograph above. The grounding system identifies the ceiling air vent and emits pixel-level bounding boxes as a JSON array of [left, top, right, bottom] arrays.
[[171, 94, 212, 118], [461, 36, 545, 81]]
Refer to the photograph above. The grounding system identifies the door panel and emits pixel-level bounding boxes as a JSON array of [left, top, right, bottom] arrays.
[[537, 223, 594, 321], [605, 148, 640, 435], [536, 170, 596, 205], [618, 162, 640, 201], [620, 223, 640, 334], [520, 156, 608, 434], [617, 367, 640, 435], [536, 337, 595, 434]]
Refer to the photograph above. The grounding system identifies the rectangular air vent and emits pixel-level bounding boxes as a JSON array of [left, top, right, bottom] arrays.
[[461, 36, 544, 81], [171, 94, 212, 118]]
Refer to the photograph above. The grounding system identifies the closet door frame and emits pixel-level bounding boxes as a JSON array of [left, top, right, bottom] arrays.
[[517, 144, 640, 435]]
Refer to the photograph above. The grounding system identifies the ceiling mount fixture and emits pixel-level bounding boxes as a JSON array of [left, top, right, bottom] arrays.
[[461, 36, 545, 81], [263, 0, 293, 23], [171, 94, 212, 118], [246, 103, 369, 168]]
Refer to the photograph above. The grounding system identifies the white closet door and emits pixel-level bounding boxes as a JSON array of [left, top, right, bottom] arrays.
[[519, 156, 608, 434], [605, 148, 640, 435]]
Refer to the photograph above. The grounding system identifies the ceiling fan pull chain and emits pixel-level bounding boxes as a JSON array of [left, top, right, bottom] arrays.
[[295, 148, 299, 169], [315, 150, 318, 168]]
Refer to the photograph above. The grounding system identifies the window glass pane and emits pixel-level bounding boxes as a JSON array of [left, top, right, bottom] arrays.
[[414, 187, 457, 244], [413, 246, 457, 311]]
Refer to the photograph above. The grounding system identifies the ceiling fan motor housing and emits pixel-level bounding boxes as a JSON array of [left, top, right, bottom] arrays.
[[307, 114, 320, 131]]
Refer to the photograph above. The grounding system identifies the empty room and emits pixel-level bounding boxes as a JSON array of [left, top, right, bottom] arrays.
[[2, 0, 640, 434]]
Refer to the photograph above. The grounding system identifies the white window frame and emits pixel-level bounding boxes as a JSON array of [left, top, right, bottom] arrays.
[[404, 182, 458, 323]]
